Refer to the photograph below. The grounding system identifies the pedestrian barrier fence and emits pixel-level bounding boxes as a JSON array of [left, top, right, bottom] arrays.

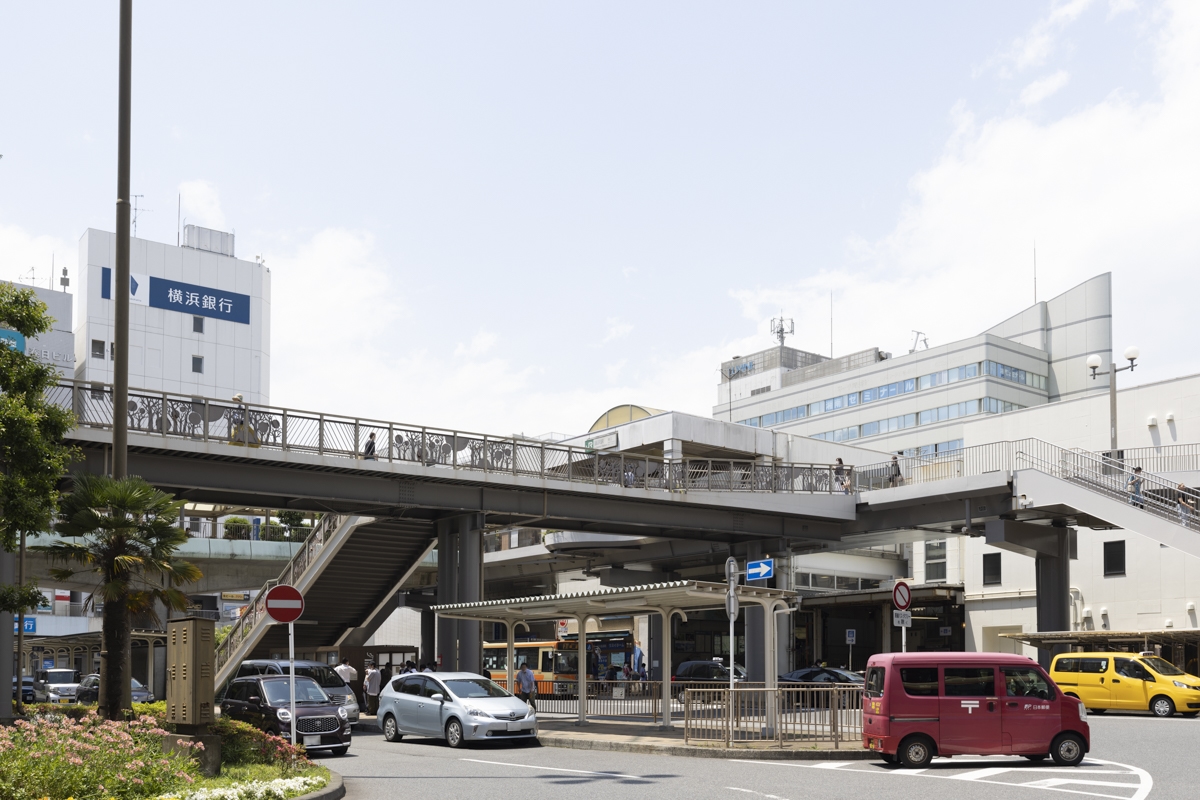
[[214, 512, 345, 673], [684, 685, 863, 748], [49, 380, 851, 495], [488, 680, 770, 723]]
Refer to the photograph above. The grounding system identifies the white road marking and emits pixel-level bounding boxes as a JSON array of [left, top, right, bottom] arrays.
[[728, 788, 790, 800], [459, 758, 643, 780], [729, 756, 1152, 800], [809, 761, 852, 769]]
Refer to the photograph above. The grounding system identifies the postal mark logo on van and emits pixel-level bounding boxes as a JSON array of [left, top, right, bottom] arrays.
[[961, 700, 980, 713], [1025, 703, 1050, 710]]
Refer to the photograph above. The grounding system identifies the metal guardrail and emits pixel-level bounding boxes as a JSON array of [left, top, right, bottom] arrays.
[[183, 520, 314, 542], [853, 437, 1200, 530], [684, 685, 863, 747], [1118, 444, 1200, 474], [49, 380, 851, 495], [214, 512, 344, 672], [487, 679, 769, 722]]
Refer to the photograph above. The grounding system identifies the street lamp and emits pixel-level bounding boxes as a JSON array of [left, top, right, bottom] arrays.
[[1087, 346, 1140, 454]]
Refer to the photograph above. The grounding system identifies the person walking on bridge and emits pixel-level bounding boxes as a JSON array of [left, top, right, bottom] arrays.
[[363, 432, 377, 461]]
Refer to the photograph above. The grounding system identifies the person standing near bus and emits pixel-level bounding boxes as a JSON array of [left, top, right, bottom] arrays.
[[517, 663, 538, 711]]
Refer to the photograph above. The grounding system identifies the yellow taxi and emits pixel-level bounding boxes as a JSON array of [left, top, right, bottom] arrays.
[[1050, 652, 1200, 717]]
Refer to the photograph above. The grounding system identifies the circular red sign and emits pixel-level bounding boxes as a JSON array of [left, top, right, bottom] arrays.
[[892, 581, 912, 611], [264, 584, 304, 624]]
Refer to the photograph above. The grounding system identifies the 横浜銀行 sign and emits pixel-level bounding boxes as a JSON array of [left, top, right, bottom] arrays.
[[102, 268, 251, 324]]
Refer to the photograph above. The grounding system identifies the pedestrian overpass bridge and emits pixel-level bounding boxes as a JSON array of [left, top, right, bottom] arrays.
[[46, 381, 1200, 683]]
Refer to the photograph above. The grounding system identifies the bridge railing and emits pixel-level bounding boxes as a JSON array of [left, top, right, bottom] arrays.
[[213, 512, 344, 672], [50, 381, 852, 495]]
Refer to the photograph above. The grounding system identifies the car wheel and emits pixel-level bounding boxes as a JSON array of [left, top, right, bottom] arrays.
[[898, 735, 934, 769], [445, 718, 464, 749], [1024, 754, 1048, 762], [330, 746, 349, 756], [382, 714, 403, 742], [1050, 733, 1086, 766], [1150, 695, 1175, 717]]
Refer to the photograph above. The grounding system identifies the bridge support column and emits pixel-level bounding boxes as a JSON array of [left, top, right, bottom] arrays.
[[436, 518, 458, 671], [457, 514, 484, 674], [744, 541, 765, 682], [1035, 527, 1072, 670], [420, 608, 436, 668]]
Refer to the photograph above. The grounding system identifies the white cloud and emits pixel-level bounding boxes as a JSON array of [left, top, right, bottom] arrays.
[[0, 223, 73, 290], [1005, 0, 1094, 73], [455, 331, 498, 358], [732, 0, 1200, 390], [178, 179, 227, 231], [602, 317, 633, 343], [1020, 70, 1072, 104]]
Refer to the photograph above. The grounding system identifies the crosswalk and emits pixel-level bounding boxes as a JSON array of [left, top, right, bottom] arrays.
[[729, 755, 1153, 800]]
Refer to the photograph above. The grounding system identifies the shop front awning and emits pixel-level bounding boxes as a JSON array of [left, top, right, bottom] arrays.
[[1000, 629, 1200, 649]]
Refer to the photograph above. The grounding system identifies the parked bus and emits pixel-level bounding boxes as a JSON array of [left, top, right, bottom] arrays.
[[482, 640, 556, 681], [552, 632, 635, 693]]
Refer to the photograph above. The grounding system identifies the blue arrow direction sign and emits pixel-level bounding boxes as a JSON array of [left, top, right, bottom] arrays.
[[746, 558, 774, 581]]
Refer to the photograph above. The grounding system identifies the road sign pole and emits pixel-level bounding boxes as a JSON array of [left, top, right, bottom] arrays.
[[289, 621, 296, 747], [902, 625, 906, 654]]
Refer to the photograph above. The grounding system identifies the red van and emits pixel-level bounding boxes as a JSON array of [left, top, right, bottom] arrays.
[[862, 652, 1090, 768]]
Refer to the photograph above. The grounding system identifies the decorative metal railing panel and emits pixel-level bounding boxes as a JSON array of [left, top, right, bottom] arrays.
[[48, 381, 851, 495]]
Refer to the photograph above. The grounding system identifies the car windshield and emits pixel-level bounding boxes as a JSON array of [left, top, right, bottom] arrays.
[[1140, 656, 1185, 676], [828, 669, 864, 683], [284, 664, 347, 688], [132, 678, 145, 689], [444, 679, 510, 699], [46, 670, 78, 683], [262, 678, 329, 705]]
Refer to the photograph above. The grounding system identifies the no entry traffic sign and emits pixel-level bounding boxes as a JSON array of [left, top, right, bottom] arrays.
[[892, 580, 912, 611], [265, 584, 304, 624]]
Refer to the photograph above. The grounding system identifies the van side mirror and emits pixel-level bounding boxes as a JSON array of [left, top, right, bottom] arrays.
[[248, 696, 261, 706], [430, 693, 445, 702]]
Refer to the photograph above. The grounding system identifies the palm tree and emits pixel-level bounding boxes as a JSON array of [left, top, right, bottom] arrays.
[[35, 473, 202, 719]]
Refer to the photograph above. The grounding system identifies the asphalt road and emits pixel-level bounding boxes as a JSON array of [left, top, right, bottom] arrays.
[[326, 711, 1195, 800]]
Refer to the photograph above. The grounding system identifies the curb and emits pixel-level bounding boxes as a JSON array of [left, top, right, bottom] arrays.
[[536, 734, 877, 760], [359, 716, 872, 761], [293, 769, 345, 800]]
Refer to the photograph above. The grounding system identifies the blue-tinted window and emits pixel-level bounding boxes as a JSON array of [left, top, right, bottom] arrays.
[[861, 421, 879, 437], [809, 402, 823, 416], [761, 412, 776, 426], [861, 388, 876, 403], [847, 392, 858, 406]]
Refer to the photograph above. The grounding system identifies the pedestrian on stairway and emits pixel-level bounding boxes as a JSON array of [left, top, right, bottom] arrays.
[[1176, 483, 1195, 527], [1127, 467, 1145, 509], [364, 662, 381, 716]]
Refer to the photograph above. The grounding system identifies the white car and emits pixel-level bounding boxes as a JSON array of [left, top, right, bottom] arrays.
[[377, 672, 537, 748], [37, 669, 82, 704]]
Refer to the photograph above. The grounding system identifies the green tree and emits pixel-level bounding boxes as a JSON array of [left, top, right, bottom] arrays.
[[0, 283, 77, 714], [35, 473, 202, 719]]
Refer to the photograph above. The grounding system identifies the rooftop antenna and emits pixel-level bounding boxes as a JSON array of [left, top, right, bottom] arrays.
[[177, 193, 181, 246], [909, 331, 929, 354], [770, 312, 794, 348], [131, 194, 148, 238], [1033, 240, 1037, 304]]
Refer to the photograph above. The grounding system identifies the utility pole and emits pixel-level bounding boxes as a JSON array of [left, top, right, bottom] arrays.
[[112, 0, 132, 481]]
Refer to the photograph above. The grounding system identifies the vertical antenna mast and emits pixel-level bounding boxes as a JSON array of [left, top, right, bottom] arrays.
[[131, 194, 146, 238], [1033, 240, 1037, 304], [830, 291, 833, 358], [177, 193, 181, 246], [769, 312, 794, 348]]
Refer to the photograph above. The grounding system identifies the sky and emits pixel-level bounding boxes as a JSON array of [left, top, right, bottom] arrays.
[[1, 1, 1197, 436]]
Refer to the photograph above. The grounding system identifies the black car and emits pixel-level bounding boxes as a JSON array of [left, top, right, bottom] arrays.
[[220, 675, 351, 756], [227, 659, 359, 725], [779, 667, 864, 709], [671, 660, 745, 700], [74, 674, 155, 704], [12, 676, 46, 704]]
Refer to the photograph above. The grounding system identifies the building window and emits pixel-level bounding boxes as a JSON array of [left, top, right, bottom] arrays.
[[925, 539, 947, 582], [193, 315, 205, 333], [982, 553, 1002, 586], [91, 339, 105, 359], [191, 356, 204, 374], [1103, 540, 1126, 576], [110, 342, 115, 361]]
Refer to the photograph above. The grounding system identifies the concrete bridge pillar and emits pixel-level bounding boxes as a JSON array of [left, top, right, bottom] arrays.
[[436, 518, 458, 671], [457, 514, 484, 674], [421, 608, 436, 668]]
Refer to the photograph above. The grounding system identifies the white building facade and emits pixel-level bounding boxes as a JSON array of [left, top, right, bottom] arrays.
[[74, 225, 271, 404], [1, 281, 76, 377]]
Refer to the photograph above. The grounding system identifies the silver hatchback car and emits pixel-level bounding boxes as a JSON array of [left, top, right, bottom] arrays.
[[378, 672, 537, 748]]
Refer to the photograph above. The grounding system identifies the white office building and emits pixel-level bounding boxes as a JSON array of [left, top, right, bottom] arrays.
[[74, 225, 271, 405], [1, 281, 76, 377], [718, 272, 1200, 671]]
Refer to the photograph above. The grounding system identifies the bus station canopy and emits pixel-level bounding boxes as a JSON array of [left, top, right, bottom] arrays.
[[431, 579, 794, 624], [433, 580, 797, 727]]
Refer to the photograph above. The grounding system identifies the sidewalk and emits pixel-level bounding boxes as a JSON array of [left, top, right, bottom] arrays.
[[354, 714, 875, 761]]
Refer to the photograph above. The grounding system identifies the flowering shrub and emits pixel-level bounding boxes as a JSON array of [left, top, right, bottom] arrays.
[[208, 717, 308, 775], [156, 774, 325, 800], [0, 711, 200, 800]]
